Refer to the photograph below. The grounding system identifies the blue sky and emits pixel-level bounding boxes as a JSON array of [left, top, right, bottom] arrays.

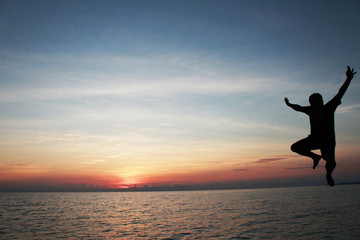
[[1, 0, 360, 190]]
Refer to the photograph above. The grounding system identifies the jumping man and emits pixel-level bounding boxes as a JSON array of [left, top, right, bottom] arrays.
[[284, 66, 357, 186]]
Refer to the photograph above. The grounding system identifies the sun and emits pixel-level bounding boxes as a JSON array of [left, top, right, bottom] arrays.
[[118, 176, 141, 189]]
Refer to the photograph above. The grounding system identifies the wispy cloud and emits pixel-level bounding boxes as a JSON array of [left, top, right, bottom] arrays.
[[0, 50, 289, 103], [337, 104, 360, 114], [0, 78, 279, 102], [0, 163, 51, 175], [253, 157, 286, 164], [232, 168, 250, 172], [30, 131, 81, 143], [283, 166, 310, 170], [198, 161, 223, 164]]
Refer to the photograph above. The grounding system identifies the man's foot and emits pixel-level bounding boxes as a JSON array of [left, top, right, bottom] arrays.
[[312, 155, 321, 169], [326, 173, 335, 187]]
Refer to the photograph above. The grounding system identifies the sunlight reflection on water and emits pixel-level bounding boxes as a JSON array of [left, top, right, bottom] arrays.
[[1, 185, 359, 239]]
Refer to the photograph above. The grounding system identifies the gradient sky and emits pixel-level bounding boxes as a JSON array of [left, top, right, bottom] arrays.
[[1, 0, 360, 191]]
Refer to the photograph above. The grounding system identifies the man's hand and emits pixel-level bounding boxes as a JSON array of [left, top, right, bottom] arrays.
[[284, 97, 290, 105], [346, 66, 357, 79]]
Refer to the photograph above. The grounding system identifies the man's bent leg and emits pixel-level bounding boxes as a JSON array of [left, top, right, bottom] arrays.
[[291, 136, 321, 169]]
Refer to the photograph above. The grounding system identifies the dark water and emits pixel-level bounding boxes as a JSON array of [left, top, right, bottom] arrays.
[[1, 185, 359, 239]]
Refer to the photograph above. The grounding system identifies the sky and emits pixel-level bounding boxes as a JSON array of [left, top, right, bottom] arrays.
[[1, 0, 360, 191]]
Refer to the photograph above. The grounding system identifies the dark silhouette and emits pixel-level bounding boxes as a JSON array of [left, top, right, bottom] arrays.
[[285, 66, 357, 186]]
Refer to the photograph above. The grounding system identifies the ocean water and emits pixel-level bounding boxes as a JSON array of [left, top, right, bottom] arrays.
[[0, 185, 359, 240]]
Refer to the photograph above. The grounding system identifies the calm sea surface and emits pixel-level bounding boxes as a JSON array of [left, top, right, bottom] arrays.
[[0, 185, 359, 239]]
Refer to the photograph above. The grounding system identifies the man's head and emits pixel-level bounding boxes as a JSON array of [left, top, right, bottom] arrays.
[[309, 93, 323, 107]]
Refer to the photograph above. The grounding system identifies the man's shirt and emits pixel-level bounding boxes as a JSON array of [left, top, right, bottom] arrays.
[[302, 97, 341, 144]]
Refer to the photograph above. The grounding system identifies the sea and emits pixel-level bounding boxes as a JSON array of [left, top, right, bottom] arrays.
[[0, 185, 359, 240]]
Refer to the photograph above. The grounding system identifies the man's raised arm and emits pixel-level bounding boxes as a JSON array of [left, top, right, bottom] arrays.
[[284, 97, 307, 112], [333, 66, 357, 101]]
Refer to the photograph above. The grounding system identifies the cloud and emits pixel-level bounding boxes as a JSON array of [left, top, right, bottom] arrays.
[[283, 166, 310, 170], [30, 131, 81, 143], [6, 164, 28, 167], [0, 163, 48, 171], [253, 157, 286, 164], [337, 104, 360, 114], [0, 50, 288, 103], [199, 161, 223, 164], [0, 77, 277, 102], [232, 168, 249, 172], [0, 163, 52, 178]]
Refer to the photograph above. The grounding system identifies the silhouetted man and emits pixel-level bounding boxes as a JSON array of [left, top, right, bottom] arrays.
[[285, 66, 356, 186]]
